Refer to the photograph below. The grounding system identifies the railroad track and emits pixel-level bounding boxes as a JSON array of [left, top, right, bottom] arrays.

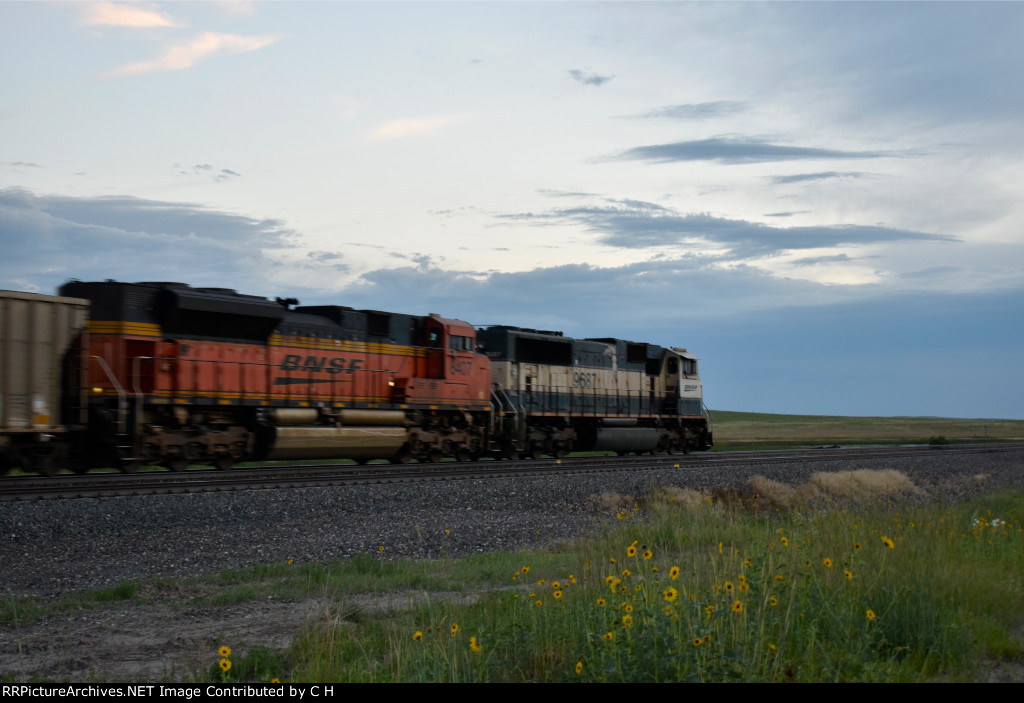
[[3, 443, 1021, 501]]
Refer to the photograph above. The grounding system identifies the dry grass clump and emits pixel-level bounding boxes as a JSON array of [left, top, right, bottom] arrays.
[[747, 475, 800, 507], [646, 486, 706, 513], [809, 469, 919, 500], [749, 469, 920, 507]]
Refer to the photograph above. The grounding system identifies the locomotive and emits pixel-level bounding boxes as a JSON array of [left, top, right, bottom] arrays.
[[0, 281, 711, 476]]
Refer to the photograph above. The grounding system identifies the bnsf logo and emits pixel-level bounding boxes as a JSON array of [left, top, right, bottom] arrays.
[[280, 355, 363, 374]]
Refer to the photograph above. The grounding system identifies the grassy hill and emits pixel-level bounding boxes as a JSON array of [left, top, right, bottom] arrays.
[[707, 410, 1024, 450]]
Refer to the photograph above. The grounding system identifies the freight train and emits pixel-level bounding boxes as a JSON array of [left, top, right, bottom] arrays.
[[0, 281, 711, 476]]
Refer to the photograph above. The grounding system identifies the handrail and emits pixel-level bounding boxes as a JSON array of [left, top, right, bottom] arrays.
[[90, 355, 129, 434]]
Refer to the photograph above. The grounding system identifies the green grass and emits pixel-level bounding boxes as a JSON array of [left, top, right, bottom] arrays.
[[201, 484, 1023, 683]]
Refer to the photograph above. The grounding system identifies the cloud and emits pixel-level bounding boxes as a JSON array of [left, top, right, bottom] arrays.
[[764, 211, 810, 218], [496, 199, 957, 259], [370, 115, 466, 140], [83, 2, 183, 28], [607, 136, 893, 165], [568, 69, 613, 86], [0, 188, 293, 293], [632, 102, 747, 120], [789, 253, 860, 266], [110, 32, 279, 76], [771, 171, 871, 184]]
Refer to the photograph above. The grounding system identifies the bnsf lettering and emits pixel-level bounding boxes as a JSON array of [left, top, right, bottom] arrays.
[[573, 372, 596, 389], [450, 360, 472, 376], [683, 383, 698, 392], [281, 354, 364, 374]]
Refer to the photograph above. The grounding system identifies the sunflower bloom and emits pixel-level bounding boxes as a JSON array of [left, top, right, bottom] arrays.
[[724, 581, 734, 592], [853, 543, 862, 551], [844, 570, 853, 580], [692, 637, 703, 647], [470, 636, 481, 653], [413, 631, 423, 642], [603, 632, 614, 642], [780, 537, 789, 547], [643, 550, 653, 560], [769, 596, 779, 607], [627, 546, 637, 558], [219, 659, 231, 672], [575, 661, 583, 675], [553, 590, 563, 599], [535, 599, 543, 607], [596, 598, 606, 606], [451, 623, 460, 636], [218, 646, 231, 658], [622, 614, 634, 628], [882, 536, 895, 550], [866, 609, 877, 621], [823, 558, 833, 568], [670, 565, 680, 580], [731, 600, 743, 613], [663, 587, 678, 602]]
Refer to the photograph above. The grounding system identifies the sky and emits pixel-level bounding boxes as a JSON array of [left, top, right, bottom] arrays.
[[2, 1, 1022, 419]]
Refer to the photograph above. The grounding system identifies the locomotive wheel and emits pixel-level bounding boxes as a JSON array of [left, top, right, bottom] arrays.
[[682, 440, 693, 455], [427, 447, 444, 463], [456, 447, 471, 462], [213, 456, 236, 471], [166, 458, 189, 472], [529, 445, 543, 460], [504, 448, 521, 461]]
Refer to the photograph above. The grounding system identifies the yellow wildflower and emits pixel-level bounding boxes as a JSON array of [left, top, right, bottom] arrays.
[[844, 570, 853, 580], [413, 631, 423, 642], [622, 615, 634, 628], [882, 536, 895, 550], [470, 636, 481, 653], [866, 609, 877, 621], [670, 565, 680, 580], [692, 637, 703, 647], [642, 550, 653, 560], [218, 646, 231, 658], [219, 659, 231, 672], [596, 598, 606, 606], [663, 587, 678, 602], [576, 661, 583, 675], [603, 632, 614, 642], [451, 623, 460, 636], [823, 558, 833, 568], [769, 596, 779, 607], [626, 546, 637, 557], [554, 590, 563, 599], [731, 600, 743, 613]]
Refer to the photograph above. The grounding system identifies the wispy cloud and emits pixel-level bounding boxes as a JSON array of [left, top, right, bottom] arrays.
[[606, 136, 893, 165], [771, 171, 871, 184], [370, 115, 466, 140], [568, 69, 613, 87], [631, 102, 747, 120], [83, 2, 183, 28], [496, 199, 957, 259], [110, 31, 279, 76]]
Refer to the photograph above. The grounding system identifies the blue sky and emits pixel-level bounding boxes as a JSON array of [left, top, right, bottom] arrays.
[[2, 2, 1022, 418]]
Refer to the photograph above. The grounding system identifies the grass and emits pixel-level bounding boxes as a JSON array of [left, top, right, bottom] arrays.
[[195, 479, 1023, 683], [708, 410, 1024, 450]]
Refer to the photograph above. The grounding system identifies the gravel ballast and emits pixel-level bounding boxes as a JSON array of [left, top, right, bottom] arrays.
[[2, 448, 1022, 598]]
